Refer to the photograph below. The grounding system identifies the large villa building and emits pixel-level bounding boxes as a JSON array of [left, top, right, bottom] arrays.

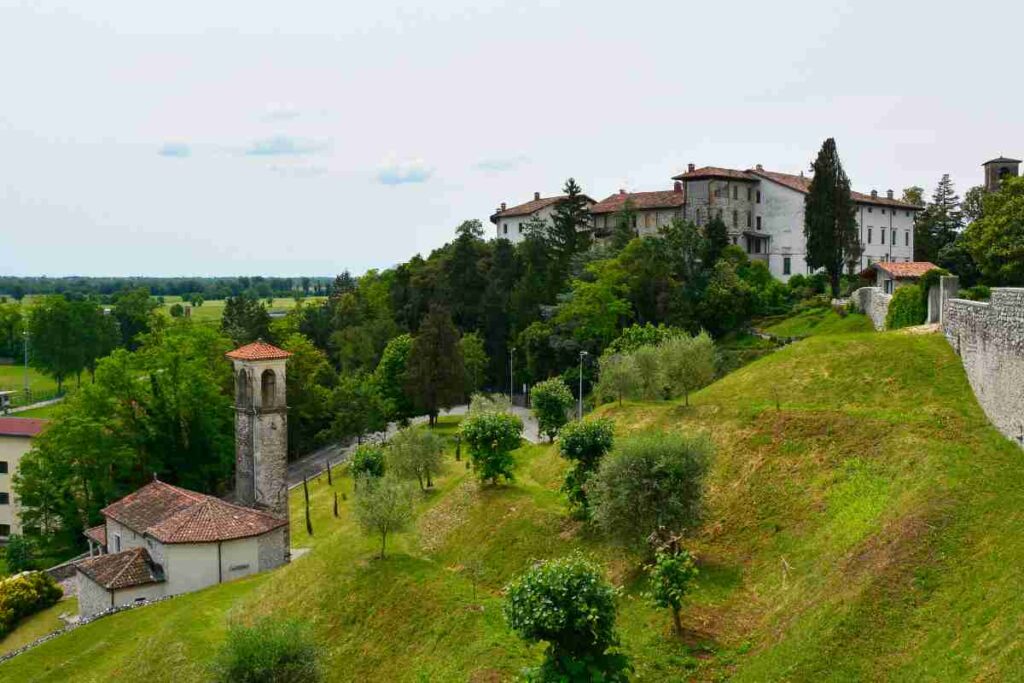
[[74, 341, 293, 618], [0, 417, 47, 540], [490, 159, 923, 282]]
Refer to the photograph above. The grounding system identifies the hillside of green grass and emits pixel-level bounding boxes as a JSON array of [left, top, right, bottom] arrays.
[[4, 329, 1023, 681], [761, 307, 873, 337]]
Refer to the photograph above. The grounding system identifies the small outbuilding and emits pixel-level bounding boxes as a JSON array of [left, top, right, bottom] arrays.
[[862, 261, 938, 294]]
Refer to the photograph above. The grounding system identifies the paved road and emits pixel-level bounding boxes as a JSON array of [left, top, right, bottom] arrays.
[[286, 405, 540, 488]]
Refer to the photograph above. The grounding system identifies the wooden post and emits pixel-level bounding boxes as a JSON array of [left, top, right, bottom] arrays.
[[333, 491, 339, 518], [455, 435, 461, 462], [303, 476, 313, 536], [327, 460, 333, 486]]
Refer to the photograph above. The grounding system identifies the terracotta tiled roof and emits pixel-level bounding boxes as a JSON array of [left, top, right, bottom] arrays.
[[85, 524, 107, 547], [672, 166, 758, 181], [101, 480, 287, 544], [748, 168, 922, 210], [491, 194, 597, 220], [76, 547, 165, 590], [872, 261, 939, 279], [0, 417, 47, 437], [590, 189, 686, 214], [984, 156, 1021, 164], [226, 341, 292, 361]]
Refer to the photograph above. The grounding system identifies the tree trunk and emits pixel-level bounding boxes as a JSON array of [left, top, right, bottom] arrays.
[[672, 606, 683, 635]]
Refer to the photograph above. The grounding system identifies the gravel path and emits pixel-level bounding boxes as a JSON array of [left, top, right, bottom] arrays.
[[286, 405, 539, 488]]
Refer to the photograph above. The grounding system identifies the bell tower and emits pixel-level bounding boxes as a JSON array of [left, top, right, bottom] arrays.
[[226, 341, 292, 528], [983, 156, 1021, 193]]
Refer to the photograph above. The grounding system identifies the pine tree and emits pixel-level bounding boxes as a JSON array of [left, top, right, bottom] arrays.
[[549, 178, 592, 262], [914, 175, 964, 263], [404, 306, 465, 426], [803, 138, 860, 297], [445, 220, 488, 332]]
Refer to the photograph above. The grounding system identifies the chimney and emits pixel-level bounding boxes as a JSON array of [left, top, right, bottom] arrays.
[[755, 163, 763, 171], [687, 163, 696, 173], [870, 190, 877, 198], [534, 191, 540, 201], [886, 189, 894, 199], [619, 188, 626, 195], [501, 202, 507, 211]]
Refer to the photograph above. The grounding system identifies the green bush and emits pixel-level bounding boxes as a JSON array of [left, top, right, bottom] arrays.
[[589, 433, 711, 551], [460, 411, 523, 485], [645, 547, 699, 636], [885, 285, 926, 330], [658, 331, 717, 406], [558, 419, 615, 516], [531, 378, 574, 441], [960, 284, 991, 301], [350, 444, 385, 480], [504, 553, 630, 682], [211, 617, 323, 683], [0, 571, 63, 638], [606, 323, 683, 354], [3, 534, 36, 573]]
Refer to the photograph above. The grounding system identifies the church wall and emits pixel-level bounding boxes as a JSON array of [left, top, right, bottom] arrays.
[[220, 537, 260, 582], [257, 527, 288, 571], [164, 543, 220, 595]]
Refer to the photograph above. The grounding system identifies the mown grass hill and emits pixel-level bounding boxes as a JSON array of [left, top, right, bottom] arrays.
[[4, 326, 1023, 681]]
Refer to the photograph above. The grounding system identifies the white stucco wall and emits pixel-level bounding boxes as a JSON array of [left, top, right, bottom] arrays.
[[161, 536, 264, 595], [758, 179, 808, 281], [855, 202, 915, 269], [0, 435, 32, 537]]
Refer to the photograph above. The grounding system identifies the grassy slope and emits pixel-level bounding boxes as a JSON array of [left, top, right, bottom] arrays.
[[762, 307, 873, 337], [4, 332, 1023, 681], [0, 598, 78, 656]]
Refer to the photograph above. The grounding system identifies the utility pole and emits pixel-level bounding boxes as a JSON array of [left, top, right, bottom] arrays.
[[22, 329, 29, 399], [578, 350, 588, 420], [509, 347, 516, 404]]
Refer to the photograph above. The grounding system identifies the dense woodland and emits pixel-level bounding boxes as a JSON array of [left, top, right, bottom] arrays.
[[5, 142, 1022, 564]]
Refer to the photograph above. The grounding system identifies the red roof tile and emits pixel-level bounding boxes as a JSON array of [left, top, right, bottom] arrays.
[[872, 261, 939, 279], [672, 166, 758, 181], [491, 194, 597, 220], [76, 547, 164, 590], [590, 189, 686, 214], [226, 341, 292, 361], [101, 480, 286, 544], [748, 168, 923, 210], [85, 524, 107, 547], [0, 417, 47, 437]]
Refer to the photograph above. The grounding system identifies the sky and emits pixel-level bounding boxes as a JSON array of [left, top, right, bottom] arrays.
[[0, 0, 1020, 277]]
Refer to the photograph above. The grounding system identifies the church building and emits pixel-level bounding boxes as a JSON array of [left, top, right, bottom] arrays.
[[74, 341, 293, 618]]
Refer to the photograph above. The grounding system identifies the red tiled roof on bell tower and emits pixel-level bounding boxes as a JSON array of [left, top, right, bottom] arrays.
[[225, 340, 293, 361]]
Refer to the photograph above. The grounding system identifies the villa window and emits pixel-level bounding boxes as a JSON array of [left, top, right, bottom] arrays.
[[0, 525, 9, 537], [732, 210, 738, 227], [746, 211, 752, 228], [694, 208, 701, 225], [756, 190, 762, 203], [0, 492, 8, 505], [755, 216, 762, 230], [747, 187, 752, 201], [868, 207, 873, 213], [868, 228, 873, 243], [783, 257, 791, 275], [882, 230, 886, 245], [503, 224, 508, 235], [905, 231, 910, 246], [0, 461, 7, 474], [114, 533, 121, 552], [732, 185, 738, 199], [892, 229, 897, 245]]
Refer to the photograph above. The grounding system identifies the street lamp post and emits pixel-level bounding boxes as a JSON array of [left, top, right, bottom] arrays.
[[23, 329, 29, 399], [578, 350, 588, 420], [509, 347, 516, 405]]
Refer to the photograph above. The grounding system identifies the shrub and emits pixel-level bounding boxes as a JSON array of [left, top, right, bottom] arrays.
[[504, 553, 630, 682], [645, 547, 699, 636], [961, 284, 991, 301], [557, 419, 615, 516], [467, 392, 512, 416], [4, 534, 36, 573], [658, 331, 716, 406], [350, 444, 385, 480], [589, 433, 712, 551], [168, 303, 185, 318], [353, 475, 415, 559], [460, 411, 523, 485], [606, 323, 683, 354], [0, 571, 63, 638], [386, 427, 445, 490], [594, 353, 637, 407], [531, 378, 574, 441], [211, 617, 323, 683], [885, 285, 926, 330]]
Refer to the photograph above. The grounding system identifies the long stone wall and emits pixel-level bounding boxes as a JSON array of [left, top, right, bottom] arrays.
[[851, 286, 892, 331], [942, 281, 1024, 447]]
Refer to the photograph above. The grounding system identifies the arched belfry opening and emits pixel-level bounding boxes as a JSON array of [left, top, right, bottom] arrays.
[[236, 369, 252, 409], [261, 369, 277, 408]]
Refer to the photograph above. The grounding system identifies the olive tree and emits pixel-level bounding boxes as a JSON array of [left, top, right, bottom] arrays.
[[531, 378, 574, 441], [594, 353, 637, 406], [352, 475, 414, 559], [557, 418, 614, 516], [504, 553, 630, 682], [386, 427, 445, 490], [658, 331, 717, 406], [589, 433, 711, 551]]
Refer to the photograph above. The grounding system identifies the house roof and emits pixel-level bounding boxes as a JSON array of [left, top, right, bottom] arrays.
[[85, 524, 107, 547], [76, 547, 165, 590], [747, 168, 923, 210], [984, 156, 1021, 165], [590, 189, 686, 215], [0, 417, 47, 437], [490, 194, 596, 221], [870, 261, 939, 279], [672, 166, 757, 182], [101, 480, 287, 544], [225, 341, 292, 361]]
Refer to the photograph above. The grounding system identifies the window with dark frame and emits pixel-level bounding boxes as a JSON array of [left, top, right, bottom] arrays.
[[0, 461, 7, 474], [746, 211, 752, 228], [905, 231, 909, 246], [0, 524, 9, 536], [756, 190, 761, 203], [882, 230, 886, 244], [783, 257, 791, 275], [0, 492, 9, 505], [755, 216, 762, 230]]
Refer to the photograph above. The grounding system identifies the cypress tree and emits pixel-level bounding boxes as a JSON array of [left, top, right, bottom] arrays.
[[703, 215, 730, 266], [611, 199, 638, 251], [549, 178, 592, 261], [803, 138, 861, 297]]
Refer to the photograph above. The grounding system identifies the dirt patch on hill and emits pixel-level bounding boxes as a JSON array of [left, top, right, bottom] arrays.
[[417, 480, 479, 553]]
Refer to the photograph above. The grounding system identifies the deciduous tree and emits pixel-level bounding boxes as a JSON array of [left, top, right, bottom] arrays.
[[404, 306, 465, 426]]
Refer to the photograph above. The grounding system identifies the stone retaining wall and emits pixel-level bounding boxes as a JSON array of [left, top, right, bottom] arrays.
[[851, 286, 892, 331], [942, 278, 1024, 447]]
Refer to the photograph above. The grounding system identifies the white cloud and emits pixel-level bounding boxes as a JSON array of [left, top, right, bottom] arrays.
[[475, 155, 529, 172], [244, 135, 329, 156], [157, 142, 191, 158], [376, 154, 432, 185]]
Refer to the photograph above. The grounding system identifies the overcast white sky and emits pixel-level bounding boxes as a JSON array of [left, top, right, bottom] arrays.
[[1, 0, 1020, 277]]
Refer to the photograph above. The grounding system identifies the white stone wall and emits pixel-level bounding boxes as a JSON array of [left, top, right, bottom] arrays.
[[943, 285, 1024, 447], [257, 527, 289, 571], [77, 572, 113, 617], [851, 286, 892, 331]]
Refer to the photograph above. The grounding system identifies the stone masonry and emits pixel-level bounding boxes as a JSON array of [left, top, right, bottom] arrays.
[[851, 286, 892, 331], [942, 277, 1024, 448]]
